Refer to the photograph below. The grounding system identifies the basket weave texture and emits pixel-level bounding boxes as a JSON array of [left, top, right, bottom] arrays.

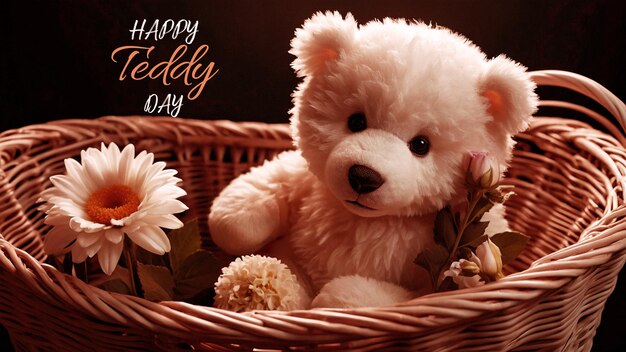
[[1, 70, 625, 351]]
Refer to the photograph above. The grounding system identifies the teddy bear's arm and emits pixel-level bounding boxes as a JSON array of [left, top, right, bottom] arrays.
[[208, 150, 308, 255], [311, 275, 416, 308]]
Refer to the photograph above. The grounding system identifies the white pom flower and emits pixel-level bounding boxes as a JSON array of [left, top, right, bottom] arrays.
[[39, 143, 188, 275], [214, 255, 305, 312]]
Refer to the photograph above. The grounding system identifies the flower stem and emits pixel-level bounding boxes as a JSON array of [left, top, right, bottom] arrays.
[[436, 190, 483, 289], [84, 261, 89, 284], [74, 260, 88, 283], [123, 239, 139, 297]]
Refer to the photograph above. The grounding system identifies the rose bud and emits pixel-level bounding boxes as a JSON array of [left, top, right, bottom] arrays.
[[464, 151, 501, 188], [476, 238, 503, 279]]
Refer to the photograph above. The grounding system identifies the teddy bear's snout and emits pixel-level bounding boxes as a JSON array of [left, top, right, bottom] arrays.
[[348, 165, 385, 194]]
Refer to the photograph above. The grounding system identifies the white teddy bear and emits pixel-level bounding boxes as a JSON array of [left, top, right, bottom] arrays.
[[209, 12, 537, 309]]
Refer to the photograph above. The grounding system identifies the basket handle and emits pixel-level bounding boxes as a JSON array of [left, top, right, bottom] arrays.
[[530, 70, 626, 145]]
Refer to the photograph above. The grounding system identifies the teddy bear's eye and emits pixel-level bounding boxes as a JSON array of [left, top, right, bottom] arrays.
[[347, 113, 367, 132], [409, 136, 430, 156]]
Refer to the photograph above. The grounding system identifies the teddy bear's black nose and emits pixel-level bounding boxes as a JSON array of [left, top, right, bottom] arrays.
[[348, 165, 385, 194]]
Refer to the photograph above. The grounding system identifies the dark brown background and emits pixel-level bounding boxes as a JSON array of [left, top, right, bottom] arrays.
[[2, 0, 625, 350]]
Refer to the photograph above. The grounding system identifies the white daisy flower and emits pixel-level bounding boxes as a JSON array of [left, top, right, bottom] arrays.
[[39, 143, 188, 275]]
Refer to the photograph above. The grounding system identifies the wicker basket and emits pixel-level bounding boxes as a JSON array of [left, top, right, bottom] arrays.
[[1, 70, 625, 351]]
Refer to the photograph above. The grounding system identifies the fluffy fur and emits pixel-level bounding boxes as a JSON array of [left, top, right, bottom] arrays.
[[209, 12, 537, 308]]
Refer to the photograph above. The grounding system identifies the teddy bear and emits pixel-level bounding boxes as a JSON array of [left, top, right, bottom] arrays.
[[208, 11, 537, 309]]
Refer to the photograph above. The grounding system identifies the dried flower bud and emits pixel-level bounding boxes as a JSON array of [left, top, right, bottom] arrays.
[[459, 259, 481, 276], [443, 260, 484, 289], [464, 151, 501, 189], [476, 238, 503, 278]]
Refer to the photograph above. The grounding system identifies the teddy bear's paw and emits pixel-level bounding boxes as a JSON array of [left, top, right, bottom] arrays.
[[311, 275, 415, 308], [209, 189, 284, 255]]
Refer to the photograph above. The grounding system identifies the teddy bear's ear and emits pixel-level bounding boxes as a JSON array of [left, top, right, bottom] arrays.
[[479, 55, 538, 134], [290, 11, 358, 77]]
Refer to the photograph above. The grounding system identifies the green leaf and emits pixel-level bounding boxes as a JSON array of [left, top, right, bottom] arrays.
[[462, 234, 489, 250], [490, 231, 530, 265], [137, 263, 174, 302], [434, 207, 457, 251], [135, 247, 167, 267], [454, 212, 462, 229], [168, 219, 202, 273], [99, 279, 131, 295], [437, 276, 457, 292], [460, 221, 490, 246], [180, 287, 216, 306], [173, 250, 222, 300], [414, 244, 448, 271], [413, 252, 428, 271], [414, 244, 450, 287], [468, 195, 495, 223], [459, 246, 473, 260], [486, 187, 514, 204]]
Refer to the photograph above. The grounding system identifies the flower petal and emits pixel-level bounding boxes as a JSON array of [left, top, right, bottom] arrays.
[[143, 184, 187, 202], [157, 168, 178, 179], [43, 224, 77, 255], [135, 151, 155, 172], [72, 245, 89, 263], [102, 142, 121, 171], [139, 214, 183, 229], [145, 161, 167, 180], [141, 199, 188, 215], [469, 253, 482, 268], [49, 175, 88, 205], [128, 151, 155, 188], [98, 240, 124, 275], [126, 225, 170, 255], [118, 144, 136, 186], [64, 158, 84, 182], [104, 228, 124, 244], [476, 239, 502, 276], [110, 218, 125, 227], [136, 162, 168, 196], [54, 199, 88, 219], [66, 157, 98, 194], [85, 236, 105, 257], [44, 212, 72, 226], [76, 232, 103, 248], [70, 217, 107, 233], [82, 152, 106, 189]]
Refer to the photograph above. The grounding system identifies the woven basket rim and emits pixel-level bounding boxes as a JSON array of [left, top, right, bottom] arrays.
[[1, 70, 626, 348]]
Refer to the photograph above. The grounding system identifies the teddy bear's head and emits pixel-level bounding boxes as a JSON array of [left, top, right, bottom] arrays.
[[289, 12, 537, 217]]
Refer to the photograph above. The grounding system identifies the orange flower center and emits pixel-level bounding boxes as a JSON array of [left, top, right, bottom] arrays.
[[85, 184, 140, 225]]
